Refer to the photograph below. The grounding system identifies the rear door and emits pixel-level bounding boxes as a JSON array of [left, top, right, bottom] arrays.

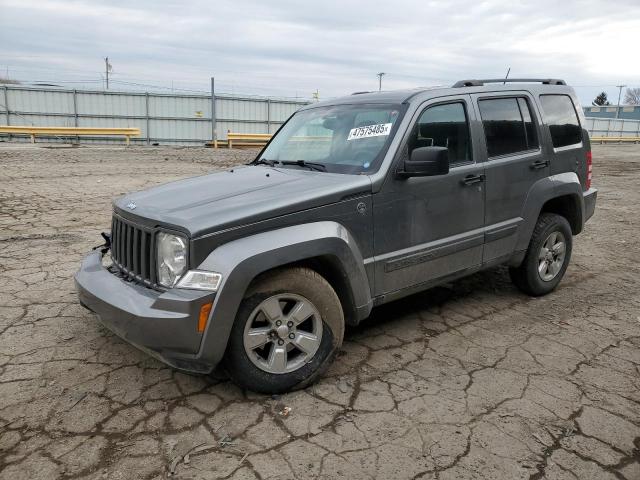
[[471, 92, 549, 263]]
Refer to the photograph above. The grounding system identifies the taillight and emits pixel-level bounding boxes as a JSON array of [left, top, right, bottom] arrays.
[[586, 151, 592, 189]]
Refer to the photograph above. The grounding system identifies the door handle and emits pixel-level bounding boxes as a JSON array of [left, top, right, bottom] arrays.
[[462, 174, 485, 185], [530, 160, 550, 170]]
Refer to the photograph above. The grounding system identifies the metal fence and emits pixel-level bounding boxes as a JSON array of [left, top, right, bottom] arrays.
[[5, 86, 635, 145], [0, 85, 310, 145], [583, 105, 640, 121], [583, 116, 640, 138]]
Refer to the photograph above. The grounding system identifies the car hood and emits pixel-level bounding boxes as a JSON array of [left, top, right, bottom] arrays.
[[114, 165, 372, 237]]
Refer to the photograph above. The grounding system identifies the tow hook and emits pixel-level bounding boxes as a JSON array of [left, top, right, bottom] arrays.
[[92, 232, 111, 254]]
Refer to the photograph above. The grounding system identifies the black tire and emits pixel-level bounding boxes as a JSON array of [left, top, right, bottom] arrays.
[[509, 213, 573, 296], [222, 267, 344, 394]]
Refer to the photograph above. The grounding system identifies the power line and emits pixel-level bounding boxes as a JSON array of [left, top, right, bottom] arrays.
[[110, 79, 208, 94], [8, 76, 312, 100]]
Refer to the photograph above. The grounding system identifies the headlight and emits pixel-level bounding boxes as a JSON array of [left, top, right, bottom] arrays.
[[156, 232, 187, 287], [176, 270, 223, 291]]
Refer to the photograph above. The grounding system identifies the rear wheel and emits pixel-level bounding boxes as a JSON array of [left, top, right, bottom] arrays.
[[509, 213, 573, 296], [223, 267, 344, 394]]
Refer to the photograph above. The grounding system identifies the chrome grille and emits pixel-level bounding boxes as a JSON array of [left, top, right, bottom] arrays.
[[110, 215, 155, 285]]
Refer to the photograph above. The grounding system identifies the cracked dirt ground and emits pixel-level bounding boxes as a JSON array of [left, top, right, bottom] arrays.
[[0, 143, 638, 480]]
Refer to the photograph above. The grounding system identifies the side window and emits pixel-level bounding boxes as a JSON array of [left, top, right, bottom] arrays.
[[539, 94, 582, 148], [410, 102, 472, 165], [478, 97, 539, 157]]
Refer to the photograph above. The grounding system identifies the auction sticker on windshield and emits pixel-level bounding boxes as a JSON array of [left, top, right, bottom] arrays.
[[347, 123, 392, 140]]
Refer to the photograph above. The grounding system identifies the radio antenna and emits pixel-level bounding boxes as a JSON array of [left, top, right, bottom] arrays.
[[503, 67, 511, 84]]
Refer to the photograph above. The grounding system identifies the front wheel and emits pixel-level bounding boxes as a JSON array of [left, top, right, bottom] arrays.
[[509, 213, 573, 296], [222, 267, 344, 394]]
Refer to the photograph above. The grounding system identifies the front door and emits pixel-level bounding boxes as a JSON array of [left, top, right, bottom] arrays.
[[372, 96, 485, 296]]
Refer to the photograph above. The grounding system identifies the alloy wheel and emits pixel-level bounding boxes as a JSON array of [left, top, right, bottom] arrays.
[[537, 231, 566, 282], [243, 294, 323, 374]]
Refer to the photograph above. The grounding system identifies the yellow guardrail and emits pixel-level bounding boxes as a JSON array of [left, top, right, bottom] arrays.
[[0, 126, 141, 145], [591, 136, 640, 144], [223, 132, 333, 149], [226, 132, 272, 149]]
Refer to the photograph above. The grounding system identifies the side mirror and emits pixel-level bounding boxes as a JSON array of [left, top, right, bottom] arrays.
[[398, 146, 449, 178]]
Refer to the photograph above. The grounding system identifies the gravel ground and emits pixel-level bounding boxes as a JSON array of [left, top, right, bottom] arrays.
[[0, 143, 639, 480]]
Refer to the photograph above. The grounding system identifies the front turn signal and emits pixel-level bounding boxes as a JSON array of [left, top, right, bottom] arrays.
[[198, 302, 213, 333]]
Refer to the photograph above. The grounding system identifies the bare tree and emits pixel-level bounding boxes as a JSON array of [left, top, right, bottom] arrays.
[[624, 87, 640, 105], [0, 77, 20, 85]]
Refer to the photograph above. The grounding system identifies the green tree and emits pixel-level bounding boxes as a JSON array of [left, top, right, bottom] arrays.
[[592, 92, 610, 106]]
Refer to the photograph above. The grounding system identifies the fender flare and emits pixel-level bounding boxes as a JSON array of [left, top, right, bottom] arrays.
[[194, 221, 372, 367], [516, 172, 584, 252]]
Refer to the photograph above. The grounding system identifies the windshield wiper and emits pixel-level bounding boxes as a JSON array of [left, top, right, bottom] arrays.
[[252, 158, 327, 172], [280, 160, 327, 172], [251, 158, 279, 167]]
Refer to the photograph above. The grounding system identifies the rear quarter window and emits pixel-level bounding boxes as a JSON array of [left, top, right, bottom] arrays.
[[539, 95, 582, 148]]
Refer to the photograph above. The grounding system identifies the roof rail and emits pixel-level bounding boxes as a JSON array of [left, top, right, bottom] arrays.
[[452, 78, 566, 88], [351, 91, 372, 95]]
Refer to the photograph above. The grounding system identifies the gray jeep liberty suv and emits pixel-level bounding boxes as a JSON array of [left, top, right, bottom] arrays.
[[75, 78, 597, 393]]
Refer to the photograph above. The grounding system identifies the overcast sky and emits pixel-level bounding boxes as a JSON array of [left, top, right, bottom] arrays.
[[1, 0, 639, 103]]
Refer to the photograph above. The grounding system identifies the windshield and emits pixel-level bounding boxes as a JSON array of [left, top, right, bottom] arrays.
[[258, 103, 405, 174]]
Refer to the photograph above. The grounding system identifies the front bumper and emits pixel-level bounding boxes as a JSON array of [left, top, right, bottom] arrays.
[[74, 250, 217, 373], [583, 187, 597, 222]]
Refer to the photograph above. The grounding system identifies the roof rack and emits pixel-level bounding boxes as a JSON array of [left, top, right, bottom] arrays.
[[452, 78, 566, 88]]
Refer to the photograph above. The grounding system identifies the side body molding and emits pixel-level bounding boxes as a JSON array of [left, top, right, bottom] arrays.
[[195, 221, 372, 367], [516, 172, 584, 253]]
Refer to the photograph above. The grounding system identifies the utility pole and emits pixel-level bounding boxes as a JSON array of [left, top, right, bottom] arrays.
[[104, 57, 112, 90], [377, 72, 386, 91], [615, 84, 626, 119], [312, 90, 319, 102]]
